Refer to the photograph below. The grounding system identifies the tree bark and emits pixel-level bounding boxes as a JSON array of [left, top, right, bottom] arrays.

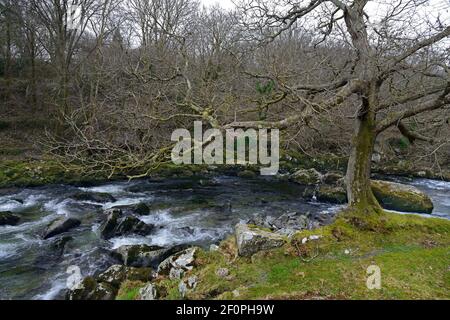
[[346, 106, 381, 212]]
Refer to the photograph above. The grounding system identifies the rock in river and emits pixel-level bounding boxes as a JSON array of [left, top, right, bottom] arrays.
[[67, 277, 117, 301], [71, 192, 116, 203], [0, 211, 21, 226], [235, 224, 287, 257], [371, 180, 434, 214], [291, 169, 323, 186], [100, 210, 154, 240], [43, 218, 81, 239]]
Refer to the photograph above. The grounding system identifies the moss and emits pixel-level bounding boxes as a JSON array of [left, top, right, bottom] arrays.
[[116, 281, 146, 300], [161, 210, 450, 300]]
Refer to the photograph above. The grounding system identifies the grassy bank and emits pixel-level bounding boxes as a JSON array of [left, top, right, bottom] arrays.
[[118, 210, 450, 300]]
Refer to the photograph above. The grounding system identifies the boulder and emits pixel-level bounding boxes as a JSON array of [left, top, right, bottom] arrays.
[[322, 172, 344, 185], [317, 185, 348, 204], [66, 277, 117, 301], [112, 245, 185, 268], [235, 224, 287, 257], [158, 247, 198, 276], [134, 203, 151, 216], [43, 218, 81, 239], [291, 169, 323, 186], [71, 192, 116, 203], [139, 283, 158, 300], [98, 265, 155, 288], [0, 211, 20, 226], [371, 180, 434, 214], [100, 211, 154, 240], [237, 170, 257, 179], [248, 212, 311, 235]]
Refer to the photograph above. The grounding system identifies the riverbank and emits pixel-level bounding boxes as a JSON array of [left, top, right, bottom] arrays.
[[116, 209, 450, 300], [1, 151, 449, 190]]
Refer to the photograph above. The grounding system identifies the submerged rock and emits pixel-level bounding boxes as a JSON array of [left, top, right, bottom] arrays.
[[0, 211, 20, 226], [371, 180, 434, 214], [71, 192, 116, 203], [112, 244, 185, 268], [43, 218, 81, 239], [291, 169, 323, 186], [237, 170, 257, 179], [100, 211, 154, 240], [235, 224, 286, 257]]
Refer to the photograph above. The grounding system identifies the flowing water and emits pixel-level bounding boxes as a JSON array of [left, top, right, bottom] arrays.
[[0, 175, 448, 300]]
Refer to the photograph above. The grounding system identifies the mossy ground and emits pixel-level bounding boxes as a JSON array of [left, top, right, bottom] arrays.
[[143, 210, 450, 300]]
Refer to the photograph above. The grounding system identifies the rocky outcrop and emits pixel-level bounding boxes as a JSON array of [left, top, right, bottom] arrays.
[[371, 180, 434, 214], [316, 185, 348, 204], [99, 210, 154, 240], [98, 265, 155, 288], [138, 283, 158, 300], [248, 212, 314, 236], [0, 211, 20, 226], [43, 218, 81, 239], [112, 244, 186, 268], [235, 224, 287, 257], [291, 169, 323, 186], [158, 247, 198, 279], [67, 277, 117, 301], [71, 192, 116, 203]]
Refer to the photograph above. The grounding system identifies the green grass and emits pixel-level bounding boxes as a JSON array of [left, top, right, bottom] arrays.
[[149, 210, 450, 300]]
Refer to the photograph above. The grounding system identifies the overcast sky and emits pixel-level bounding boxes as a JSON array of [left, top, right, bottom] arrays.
[[200, 0, 450, 21]]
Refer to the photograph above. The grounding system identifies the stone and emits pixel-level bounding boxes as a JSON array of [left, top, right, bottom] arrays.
[[71, 192, 116, 203], [178, 281, 188, 298], [97, 265, 155, 288], [113, 244, 187, 268], [43, 218, 81, 239], [66, 277, 117, 300], [209, 244, 220, 252], [291, 169, 323, 186], [371, 180, 434, 214], [134, 203, 151, 215], [235, 224, 287, 257], [138, 283, 158, 300], [0, 211, 20, 226], [158, 248, 198, 276], [216, 268, 230, 278], [322, 172, 344, 185], [237, 170, 257, 179], [317, 185, 348, 204], [100, 211, 154, 240]]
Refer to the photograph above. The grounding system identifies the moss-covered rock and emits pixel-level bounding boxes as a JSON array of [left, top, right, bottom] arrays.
[[291, 169, 323, 186], [43, 217, 81, 239], [66, 277, 117, 301], [317, 185, 348, 204], [112, 245, 185, 268], [235, 224, 287, 257], [371, 180, 434, 214], [97, 265, 155, 288]]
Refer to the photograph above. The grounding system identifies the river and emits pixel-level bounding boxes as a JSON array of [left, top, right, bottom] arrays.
[[0, 176, 449, 300]]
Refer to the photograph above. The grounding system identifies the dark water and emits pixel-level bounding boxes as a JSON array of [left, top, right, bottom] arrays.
[[0, 176, 448, 300]]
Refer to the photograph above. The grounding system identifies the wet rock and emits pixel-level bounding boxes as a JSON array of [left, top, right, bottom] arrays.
[[235, 224, 287, 257], [100, 211, 154, 240], [98, 265, 155, 288], [291, 169, 323, 186], [71, 192, 116, 203], [238, 170, 257, 179], [43, 218, 81, 239], [0, 211, 20, 226], [371, 180, 434, 214], [139, 283, 158, 300], [322, 172, 344, 185], [158, 247, 198, 276], [50, 236, 74, 254], [317, 185, 348, 204], [134, 203, 151, 215], [112, 245, 184, 268], [66, 277, 117, 301]]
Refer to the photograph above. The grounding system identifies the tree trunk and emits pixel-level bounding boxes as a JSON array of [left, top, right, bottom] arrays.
[[346, 109, 381, 212]]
